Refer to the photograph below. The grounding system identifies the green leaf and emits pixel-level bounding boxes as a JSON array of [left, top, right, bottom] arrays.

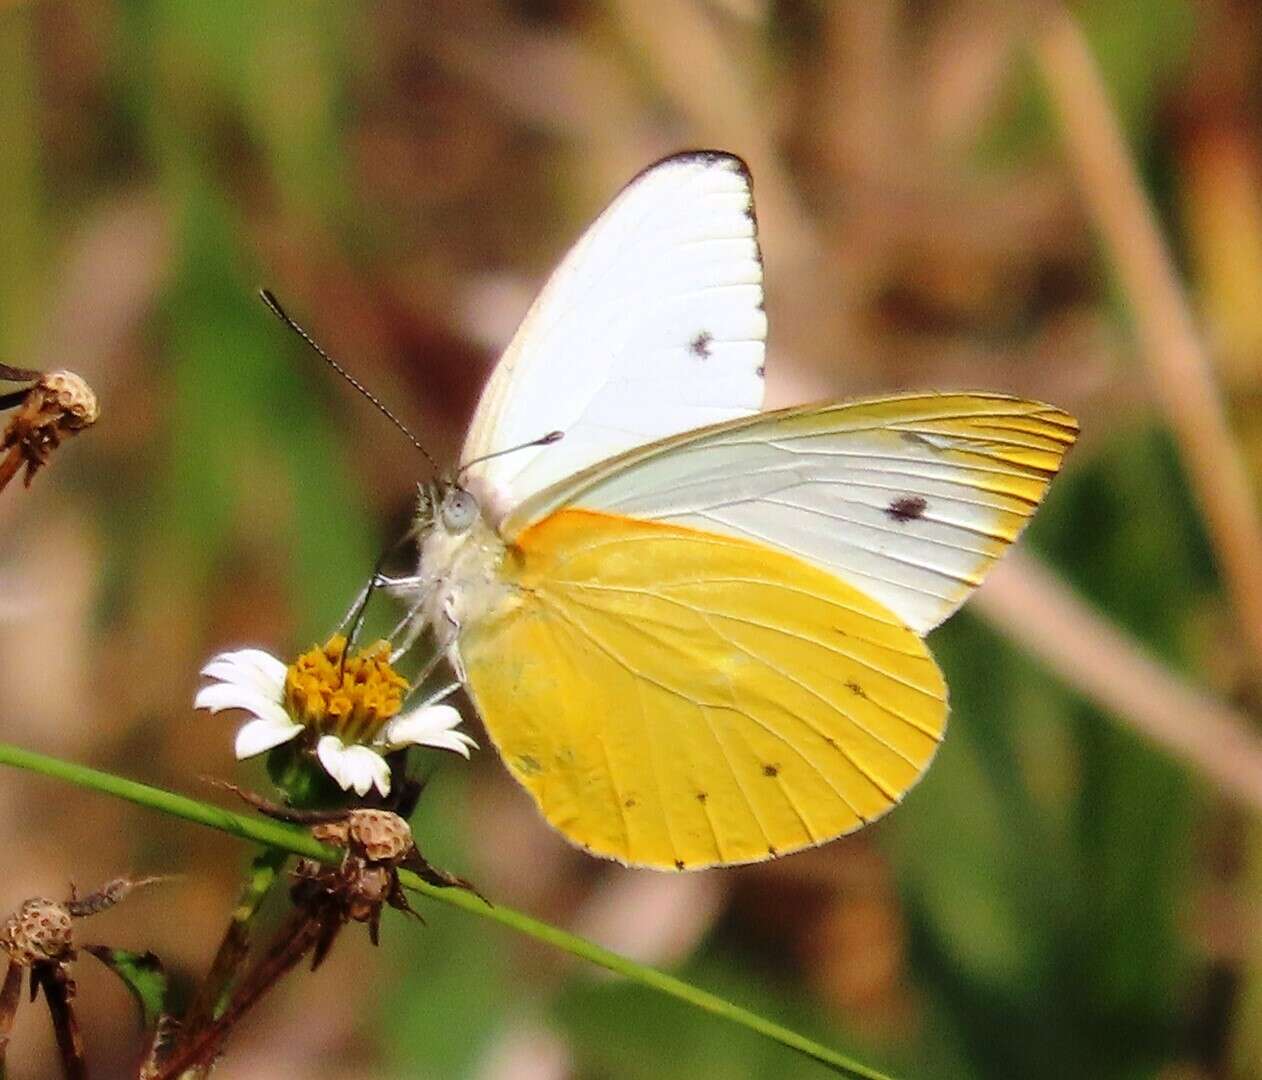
[[84, 946, 169, 1029]]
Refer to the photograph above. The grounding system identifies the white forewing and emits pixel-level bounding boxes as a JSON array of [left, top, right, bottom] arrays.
[[462, 152, 766, 523], [506, 394, 1077, 636]]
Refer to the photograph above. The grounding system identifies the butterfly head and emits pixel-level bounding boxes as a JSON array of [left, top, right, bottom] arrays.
[[438, 484, 479, 535], [414, 479, 480, 538], [442, 428, 566, 533]]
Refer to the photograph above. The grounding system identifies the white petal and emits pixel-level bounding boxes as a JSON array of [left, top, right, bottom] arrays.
[[193, 683, 291, 727], [415, 729, 478, 758], [317, 736, 392, 797], [316, 735, 350, 787], [200, 649, 287, 698], [379, 704, 475, 757], [200, 659, 249, 685], [346, 747, 392, 797], [230, 648, 289, 686], [234, 717, 303, 759]]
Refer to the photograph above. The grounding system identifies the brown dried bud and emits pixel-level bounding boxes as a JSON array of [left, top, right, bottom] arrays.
[[346, 866, 393, 922], [37, 371, 99, 430], [0, 368, 99, 492], [1, 898, 75, 966], [310, 810, 413, 864], [310, 819, 351, 849], [345, 809, 414, 863]]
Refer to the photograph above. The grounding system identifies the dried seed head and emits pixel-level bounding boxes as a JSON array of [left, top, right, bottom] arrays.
[[1, 898, 74, 965], [310, 810, 413, 864], [346, 809, 413, 863], [347, 866, 393, 922], [37, 370, 99, 429], [310, 819, 352, 849], [0, 367, 99, 491]]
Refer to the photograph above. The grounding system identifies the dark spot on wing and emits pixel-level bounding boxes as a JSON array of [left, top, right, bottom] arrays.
[[696, 792, 708, 804], [624, 797, 636, 809], [767, 844, 778, 857], [845, 680, 867, 698], [516, 755, 542, 775], [755, 364, 765, 378], [762, 763, 779, 778], [674, 859, 686, 871], [885, 495, 928, 522], [689, 331, 712, 358]]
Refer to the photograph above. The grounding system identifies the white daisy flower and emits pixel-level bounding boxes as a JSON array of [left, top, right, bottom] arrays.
[[195, 636, 476, 798]]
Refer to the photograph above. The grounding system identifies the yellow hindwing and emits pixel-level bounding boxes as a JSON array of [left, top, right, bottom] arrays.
[[461, 509, 948, 869]]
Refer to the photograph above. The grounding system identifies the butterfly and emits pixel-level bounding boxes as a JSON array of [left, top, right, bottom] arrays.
[[403, 151, 1076, 870]]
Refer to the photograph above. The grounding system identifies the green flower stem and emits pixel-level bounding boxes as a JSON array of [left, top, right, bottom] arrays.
[[186, 845, 288, 1030], [0, 743, 895, 1080]]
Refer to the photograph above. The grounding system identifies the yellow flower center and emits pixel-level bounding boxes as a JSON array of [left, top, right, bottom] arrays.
[[283, 635, 409, 744]]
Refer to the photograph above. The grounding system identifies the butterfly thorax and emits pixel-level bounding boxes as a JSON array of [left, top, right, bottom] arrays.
[[414, 485, 514, 653]]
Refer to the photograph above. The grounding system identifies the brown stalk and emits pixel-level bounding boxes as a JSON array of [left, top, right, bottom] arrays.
[[1032, 3, 1262, 672], [152, 912, 322, 1080], [0, 961, 22, 1065], [31, 965, 86, 1080], [179, 848, 285, 1038], [177, 914, 252, 1043], [65, 876, 163, 919], [0, 448, 24, 495]]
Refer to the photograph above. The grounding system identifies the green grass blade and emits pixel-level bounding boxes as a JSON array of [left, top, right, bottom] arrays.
[[0, 742, 896, 1080]]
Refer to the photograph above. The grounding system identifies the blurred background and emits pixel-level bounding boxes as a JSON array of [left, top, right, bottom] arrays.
[[2, 1, 1261, 1076]]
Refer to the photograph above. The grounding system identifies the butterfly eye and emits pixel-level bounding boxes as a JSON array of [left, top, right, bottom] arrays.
[[441, 488, 478, 534]]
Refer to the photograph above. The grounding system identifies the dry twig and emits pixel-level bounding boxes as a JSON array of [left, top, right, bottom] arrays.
[[1032, 3, 1262, 671], [978, 552, 1262, 811]]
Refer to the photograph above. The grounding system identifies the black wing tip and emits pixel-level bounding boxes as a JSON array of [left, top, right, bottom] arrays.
[[620, 148, 761, 260], [678, 148, 750, 172], [634, 148, 752, 182]]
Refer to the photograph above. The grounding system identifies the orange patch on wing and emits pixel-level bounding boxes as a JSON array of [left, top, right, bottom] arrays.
[[460, 509, 948, 870]]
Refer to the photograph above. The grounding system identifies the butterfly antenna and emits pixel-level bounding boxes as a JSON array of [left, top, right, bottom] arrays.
[[456, 430, 563, 481], [259, 288, 439, 473]]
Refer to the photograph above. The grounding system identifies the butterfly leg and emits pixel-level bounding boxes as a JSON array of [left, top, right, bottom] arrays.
[[399, 654, 456, 707], [356, 573, 426, 662], [380, 573, 424, 598], [435, 595, 469, 682], [446, 643, 467, 683], [389, 602, 431, 662], [335, 572, 420, 635], [335, 576, 385, 633]]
